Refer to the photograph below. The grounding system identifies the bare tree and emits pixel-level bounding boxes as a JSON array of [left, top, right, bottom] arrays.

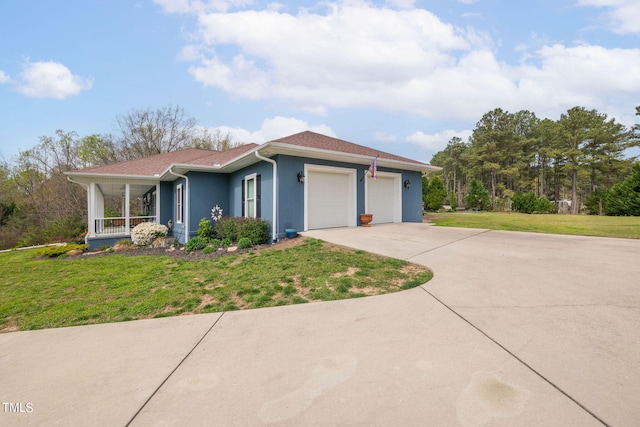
[[190, 128, 238, 151], [114, 105, 198, 159]]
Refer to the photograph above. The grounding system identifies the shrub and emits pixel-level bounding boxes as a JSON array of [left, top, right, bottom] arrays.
[[237, 237, 252, 249], [215, 217, 239, 242], [197, 217, 215, 241], [512, 191, 537, 214], [131, 222, 168, 246], [535, 196, 557, 214], [202, 245, 216, 254], [216, 217, 270, 245], [185, 236, 208, 252], [238, 218, 270, 245], [221, 238, 232, 247], [36, 243, 88, 258], [43, 216, 86, 243], [512, 192, 557, 214]]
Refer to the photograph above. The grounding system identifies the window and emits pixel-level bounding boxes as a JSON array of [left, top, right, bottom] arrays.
[[242, 174, 261, 218], [176, 184, 184, 223]]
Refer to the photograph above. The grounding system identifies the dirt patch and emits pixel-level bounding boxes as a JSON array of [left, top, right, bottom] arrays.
[[0, 317, 19, 333], [331, 267, 360, 278], [196, 294, 216, 310]]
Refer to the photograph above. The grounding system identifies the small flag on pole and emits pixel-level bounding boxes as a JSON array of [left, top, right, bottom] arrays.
[[368, 156, 378, 180]]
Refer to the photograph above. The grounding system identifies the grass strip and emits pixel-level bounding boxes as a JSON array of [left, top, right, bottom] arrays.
[[424, 212, 640, 239]]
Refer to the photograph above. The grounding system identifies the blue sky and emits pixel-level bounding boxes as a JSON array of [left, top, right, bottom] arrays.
[[1, 0, 639, 165]]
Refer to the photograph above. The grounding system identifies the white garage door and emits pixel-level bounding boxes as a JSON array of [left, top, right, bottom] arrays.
[[366, 173, 401, 224], [305, 166, 356, 230]]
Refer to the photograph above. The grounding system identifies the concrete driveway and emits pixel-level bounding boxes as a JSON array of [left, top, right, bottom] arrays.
[[1, 223, 638, 426]]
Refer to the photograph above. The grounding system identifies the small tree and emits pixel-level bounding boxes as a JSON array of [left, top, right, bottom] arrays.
[[465, 179, 491, 211], [424, 176, 447, 211]]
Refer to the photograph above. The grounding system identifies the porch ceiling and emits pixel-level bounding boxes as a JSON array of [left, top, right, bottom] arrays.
[[96, 183, 156, 198]]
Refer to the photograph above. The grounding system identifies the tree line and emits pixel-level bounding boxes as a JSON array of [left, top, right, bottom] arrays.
[[0, 105, 238, 249], [427, 105, 640, 215]]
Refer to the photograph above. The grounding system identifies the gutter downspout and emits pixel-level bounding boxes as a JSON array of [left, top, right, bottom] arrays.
[[168, 168, 190, 243], [255, 150, 277, 243], [67, 176, 90, 243]]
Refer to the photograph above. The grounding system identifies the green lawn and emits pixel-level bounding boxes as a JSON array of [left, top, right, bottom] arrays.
[[424, 212, 640, 239], [0, 238, 432, 332]]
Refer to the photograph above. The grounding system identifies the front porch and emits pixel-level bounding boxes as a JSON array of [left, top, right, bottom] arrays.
[[86, 180, 162, 240]]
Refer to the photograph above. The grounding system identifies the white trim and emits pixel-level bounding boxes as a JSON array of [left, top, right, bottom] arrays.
[[364, 171, 402, 224], [254, 151, 278, 242], [304, 164, 357, 231], [152, 187, 158, 218], [124, 184, 131, 235], [176, 183, 184, 224], [244, 173, 258, 218]]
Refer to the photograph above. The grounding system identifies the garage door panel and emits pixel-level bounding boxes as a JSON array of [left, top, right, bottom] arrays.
[[366, 173, 401, 224], [368, 177, 396, 223], [307, 171, 350, 229]]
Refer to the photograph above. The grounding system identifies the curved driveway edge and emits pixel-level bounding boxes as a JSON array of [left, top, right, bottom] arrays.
[[1, 223, 637, 426], [305, 223, 640, 426]]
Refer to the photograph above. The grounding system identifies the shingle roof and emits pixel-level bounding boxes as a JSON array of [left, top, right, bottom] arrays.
[[73, 144, 258, 177], [272, 131, 426, 166], [69, 131, 434, 178]]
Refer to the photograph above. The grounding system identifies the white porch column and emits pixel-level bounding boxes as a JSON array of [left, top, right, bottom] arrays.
[[125, 183, 131, 235], [88, 183, 96, 237], [155, 181, 160, 224]]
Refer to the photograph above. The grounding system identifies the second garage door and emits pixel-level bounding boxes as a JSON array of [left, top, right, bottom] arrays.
[[365, 172, 402, 224]]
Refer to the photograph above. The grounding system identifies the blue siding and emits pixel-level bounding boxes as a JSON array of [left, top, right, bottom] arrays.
[[229, 162, 274, 225], [274, 155, 305, 236], [188, 172, 229, 240], [159, 181, 173, 231], [86, 235, 130, 250], [171, 177, 187, 243], [401, 170, 424, 222]]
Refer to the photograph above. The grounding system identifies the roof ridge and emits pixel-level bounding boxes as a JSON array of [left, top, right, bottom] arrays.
[[272, 130, 426, 166]]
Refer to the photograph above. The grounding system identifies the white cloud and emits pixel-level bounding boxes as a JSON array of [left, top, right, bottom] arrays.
[[577, 0, 640, 34], [168, 1, 640, 126], [406, 129, 472, 153], [514, 44, 640, 119], [0, 70, 10, 84], [16, 61, 93, 99], [211, 116, 336, 144]]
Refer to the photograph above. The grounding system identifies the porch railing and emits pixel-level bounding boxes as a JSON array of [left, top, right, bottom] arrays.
[[94, 216, 157, 235]]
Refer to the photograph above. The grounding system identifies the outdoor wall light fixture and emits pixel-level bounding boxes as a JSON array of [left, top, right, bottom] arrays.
[[297, 171, 305, 183], [404, 179, 411, 189]]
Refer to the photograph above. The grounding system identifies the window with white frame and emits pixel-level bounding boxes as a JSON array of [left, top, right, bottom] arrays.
[[244, 174, 257, 218], [176, 184, 184, 223]]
